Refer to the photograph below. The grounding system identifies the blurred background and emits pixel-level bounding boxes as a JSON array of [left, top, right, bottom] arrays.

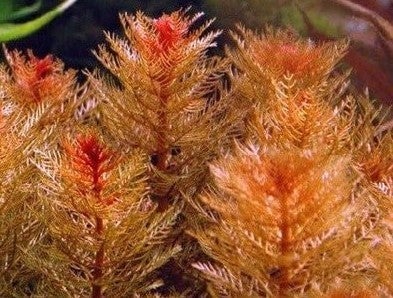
[[1, 0, 393, 110]]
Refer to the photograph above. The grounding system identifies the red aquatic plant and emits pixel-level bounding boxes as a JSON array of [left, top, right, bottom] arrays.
[[62, 133, 120, 207], [4, 48, 75, 104]]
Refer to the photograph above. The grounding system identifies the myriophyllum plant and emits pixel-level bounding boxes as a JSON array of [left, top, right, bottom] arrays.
[[24, 131, 181, 297], [0, 7, 392, 297], [0, 46, 82, 296], [88, 9, 244, 292], [192, 27, 387, 296], [89, 9, 242, 210]]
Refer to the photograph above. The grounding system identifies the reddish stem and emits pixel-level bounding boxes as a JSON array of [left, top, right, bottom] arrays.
[[279, 196, 291, 296], [91, 217, 104, 298], [155, 92, 170, 211], [91, 154, 104, 298]]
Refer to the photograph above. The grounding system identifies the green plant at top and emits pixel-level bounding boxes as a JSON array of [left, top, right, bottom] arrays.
[[0, 0, 42, 22], [204, 0, 342, 36], [0, 0, 77, 42]]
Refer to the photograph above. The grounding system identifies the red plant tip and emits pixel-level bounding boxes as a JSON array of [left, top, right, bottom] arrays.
[[153, 14, 187, 51], [141, 11, 189, 58], [237, 28, 346, 83], [5, 48, 73, 104], [64, 134, 118, 199], [32, 54, 55, 80], [253, 41, 322, 77], [76, 135, 108, 172]]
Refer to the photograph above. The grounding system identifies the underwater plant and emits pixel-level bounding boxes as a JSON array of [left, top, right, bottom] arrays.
[[191, 27, 374, 296], [0, 6, 392, 297], [87, 9, 244, 293]]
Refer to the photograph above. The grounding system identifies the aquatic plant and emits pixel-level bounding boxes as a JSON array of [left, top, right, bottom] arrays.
[[0, 7, 392, 297]]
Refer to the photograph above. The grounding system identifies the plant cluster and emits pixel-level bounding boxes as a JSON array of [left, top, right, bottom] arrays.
[[0, 8, 392, 297]]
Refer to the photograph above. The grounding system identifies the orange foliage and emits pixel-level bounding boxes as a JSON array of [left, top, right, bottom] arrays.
[[62, 134, 120, 207], [4, 49, 75, 104], [1, 8, 393, 297]]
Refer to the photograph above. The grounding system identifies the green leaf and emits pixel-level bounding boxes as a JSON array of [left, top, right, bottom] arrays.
[[0, 0, 15, 22], [7, 0, 42, 22], [0, 0, 77, 42], [280, 3, 342, 38]]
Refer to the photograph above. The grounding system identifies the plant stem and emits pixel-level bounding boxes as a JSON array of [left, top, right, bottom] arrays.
[[155, 91, 170, 211], [92, 217, 104, 298], [279, 196, 291, 296]]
